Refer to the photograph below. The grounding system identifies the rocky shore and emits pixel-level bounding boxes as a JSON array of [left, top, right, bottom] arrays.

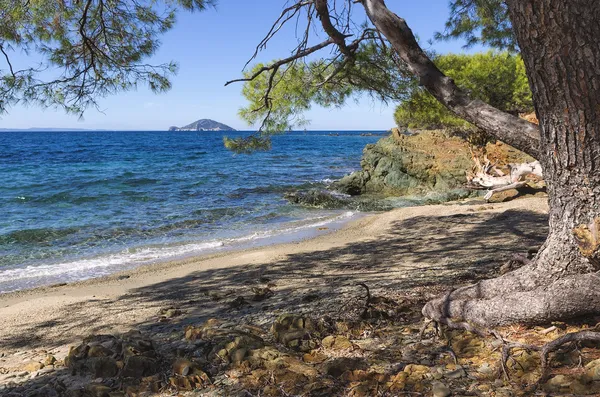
[[284, 129, 538, 211], [336, 129, 533, 199]]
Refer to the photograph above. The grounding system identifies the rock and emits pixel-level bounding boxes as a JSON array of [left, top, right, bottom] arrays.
[[162, 307, 182, 318], [432, 382, 451, 397], [321, 357, 367, 378], [251, 287, 274, 301], [84, 383, 112, 397], [87, 345, 113, 358], [284, 190, 352, 209], [173, 358, 193, 376], [88, 357, 119, 378], [334, 129, 533, 201], [271, 314, 317, 350], [321, 335, 354, 350], [545, 374, 571, 392], [121, 355, 158, 378], [44, 355, 57, 366], [444, 367, 466, 379], [22, 361, 44, 372]]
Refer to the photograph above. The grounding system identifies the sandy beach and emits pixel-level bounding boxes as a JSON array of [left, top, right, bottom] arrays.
[[0, 196, 550, 395]]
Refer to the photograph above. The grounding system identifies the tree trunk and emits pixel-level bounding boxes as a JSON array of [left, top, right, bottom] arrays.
[[423, 0, 600, 327], [364, 0, 600, 326]]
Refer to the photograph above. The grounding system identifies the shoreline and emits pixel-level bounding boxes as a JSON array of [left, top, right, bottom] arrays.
[[0, 208, 372, 307], [0, 195, 550, 396], [0, 208, 362, 295], [0, 197, 548, 345]]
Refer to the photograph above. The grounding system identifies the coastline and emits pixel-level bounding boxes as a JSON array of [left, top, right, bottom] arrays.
[[0, 197, 548, 347], [0, 209, 361, 294], [0, 196, 550, 396]]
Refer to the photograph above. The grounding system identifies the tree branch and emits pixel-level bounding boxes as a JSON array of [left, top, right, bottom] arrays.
[[224, 38, 334, 86], [361, 0, 540, 158]]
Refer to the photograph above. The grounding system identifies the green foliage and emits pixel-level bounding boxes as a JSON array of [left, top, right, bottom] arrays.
[[436, 0, 517, 52], [394, 52, 533, 131], [0, 0, 212, 115], [235, 43, 415, 150], [223, 136, 272, 154]]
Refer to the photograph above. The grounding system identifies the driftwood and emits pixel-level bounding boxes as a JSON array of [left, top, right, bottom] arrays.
[[467, 155, 543, 200]]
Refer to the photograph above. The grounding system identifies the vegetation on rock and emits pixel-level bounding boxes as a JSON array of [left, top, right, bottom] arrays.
[[335, 128, 534, 199]]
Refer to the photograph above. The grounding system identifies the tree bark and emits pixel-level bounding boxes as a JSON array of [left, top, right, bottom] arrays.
[[362, 0, 600, 326], [361, 0, 541, 159]]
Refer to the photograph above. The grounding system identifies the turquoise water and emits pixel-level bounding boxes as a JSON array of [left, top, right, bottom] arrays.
[[0, 130, 385, 292]]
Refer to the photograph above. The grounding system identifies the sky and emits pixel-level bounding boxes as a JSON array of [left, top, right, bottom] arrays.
[[0, 0, 481, 131]]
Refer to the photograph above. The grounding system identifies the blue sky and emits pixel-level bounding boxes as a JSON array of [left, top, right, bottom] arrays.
[[1, 1, 479, 130]]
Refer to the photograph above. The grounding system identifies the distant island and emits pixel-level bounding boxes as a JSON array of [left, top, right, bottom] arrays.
[[168, 119, 236, 132]]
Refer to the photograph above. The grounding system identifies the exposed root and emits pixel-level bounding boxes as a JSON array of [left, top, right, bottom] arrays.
[[426, 316, 600, 390], [357, 282, 371, 319], [423, 270, 600, 328]]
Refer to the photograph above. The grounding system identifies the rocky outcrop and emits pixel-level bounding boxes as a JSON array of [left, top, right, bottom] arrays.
[[335, 129, 533, 200]]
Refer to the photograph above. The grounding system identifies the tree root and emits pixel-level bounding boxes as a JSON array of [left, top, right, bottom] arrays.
[[423, 271, 600, 327], [422, 316, 600, 391]]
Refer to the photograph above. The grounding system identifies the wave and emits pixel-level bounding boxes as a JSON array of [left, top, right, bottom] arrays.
[[0, 211, 357, 293]]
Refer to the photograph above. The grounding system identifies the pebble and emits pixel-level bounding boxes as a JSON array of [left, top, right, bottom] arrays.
[[432, 381, 451, 397], [445, 368, 466, 379]]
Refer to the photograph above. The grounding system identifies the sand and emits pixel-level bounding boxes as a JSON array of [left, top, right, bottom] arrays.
[[0, 197, 549, 376]]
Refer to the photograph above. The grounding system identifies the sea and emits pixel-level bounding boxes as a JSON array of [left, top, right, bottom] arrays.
[[0, 130, 387, 293]]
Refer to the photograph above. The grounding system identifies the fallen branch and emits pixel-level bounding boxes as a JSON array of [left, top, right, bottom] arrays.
[[467, 154, 543, 200]]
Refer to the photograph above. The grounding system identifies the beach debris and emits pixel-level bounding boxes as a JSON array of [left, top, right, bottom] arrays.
[[157, 307, 183, 322], [228, 295, 249, 309], [467, 152, 544, 201], [250, 286, 274, 301]]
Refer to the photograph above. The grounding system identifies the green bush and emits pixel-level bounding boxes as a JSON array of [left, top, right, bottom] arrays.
[[394, 52, 533, 131]]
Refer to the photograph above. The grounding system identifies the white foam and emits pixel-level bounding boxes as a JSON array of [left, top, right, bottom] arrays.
[[0, 211, 357, 293]]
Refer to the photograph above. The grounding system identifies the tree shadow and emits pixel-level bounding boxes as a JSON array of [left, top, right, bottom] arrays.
[[0, 207, 549, 395]]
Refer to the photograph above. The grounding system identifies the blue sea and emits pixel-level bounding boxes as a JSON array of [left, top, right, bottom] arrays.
[[0, 130, 386, 293]]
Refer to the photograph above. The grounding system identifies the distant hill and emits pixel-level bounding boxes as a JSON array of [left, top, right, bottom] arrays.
[[169, 119, 236, 132]]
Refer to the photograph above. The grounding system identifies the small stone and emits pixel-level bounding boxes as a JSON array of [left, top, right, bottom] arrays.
[[44, 355, 57, 366], [545, 374, 571, 392], [164, 308, 182, 318], [432, 382, 451, 397], [121, 355, 158, 378], [22, 361, 44, 372], [478, 363, 495, 375], [173, 358, 192, 376], [444, 367, 466, 379], [231, 348, 247, 365], [85, 383, 113, 397], [586, 365, 600, 381]]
